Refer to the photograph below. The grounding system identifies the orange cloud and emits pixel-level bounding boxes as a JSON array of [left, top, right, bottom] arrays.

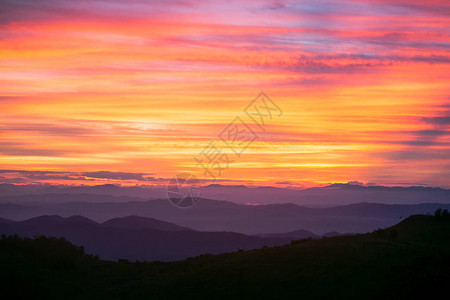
[[0, 0, 449, 188]]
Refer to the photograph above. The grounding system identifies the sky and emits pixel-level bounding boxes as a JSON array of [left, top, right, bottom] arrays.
[[0, 0, 449, 188]]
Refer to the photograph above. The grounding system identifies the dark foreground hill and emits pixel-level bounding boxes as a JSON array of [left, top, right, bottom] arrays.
[[1, 215, 449, 300]]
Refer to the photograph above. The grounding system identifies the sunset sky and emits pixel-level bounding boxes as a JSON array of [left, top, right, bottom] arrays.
[[0, 0, 449, 188]]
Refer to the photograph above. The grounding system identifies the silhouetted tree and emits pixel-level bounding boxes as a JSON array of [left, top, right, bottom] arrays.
[[434, 208, 442, 217], [442, 209, 449, 218]]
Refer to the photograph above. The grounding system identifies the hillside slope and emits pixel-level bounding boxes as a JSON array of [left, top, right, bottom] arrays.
[[1, 214, 449, 299]]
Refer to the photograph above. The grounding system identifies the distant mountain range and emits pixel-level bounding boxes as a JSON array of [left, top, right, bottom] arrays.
[[1, 182, 449, 206], [1, 195, 449, 234], [1, 183, 449, 236], [201, 183, 450, 206], [0, 215, 290, 261]]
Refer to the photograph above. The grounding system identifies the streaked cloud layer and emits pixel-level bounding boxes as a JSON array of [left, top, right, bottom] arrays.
[[1, 0, 449, 187]]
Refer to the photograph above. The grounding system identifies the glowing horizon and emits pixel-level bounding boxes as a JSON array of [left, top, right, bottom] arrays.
[[0, 0, 449, 188]]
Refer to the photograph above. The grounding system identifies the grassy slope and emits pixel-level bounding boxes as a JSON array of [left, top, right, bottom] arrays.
[[0, 215, 449, 300]]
